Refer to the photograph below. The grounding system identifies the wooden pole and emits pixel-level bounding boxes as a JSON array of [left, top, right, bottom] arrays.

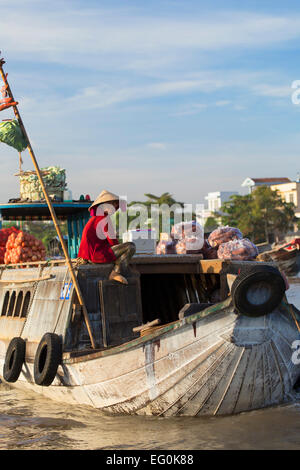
[[0, 59, 96, 349]]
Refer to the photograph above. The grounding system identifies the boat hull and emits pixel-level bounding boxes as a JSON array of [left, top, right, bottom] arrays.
[[1, 298, 299, 417], [258, 248, 299, 276]]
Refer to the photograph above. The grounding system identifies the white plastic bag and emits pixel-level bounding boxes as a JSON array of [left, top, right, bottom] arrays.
[[171, 221, 204, 253]]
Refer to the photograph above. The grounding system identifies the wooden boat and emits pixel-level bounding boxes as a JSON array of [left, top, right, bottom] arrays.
[[0, 255, 299, 417], [257, 243, 299, 276], [0, 54, 300, 417]]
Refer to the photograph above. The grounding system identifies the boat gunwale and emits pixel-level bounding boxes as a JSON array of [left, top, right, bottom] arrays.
[[62, 296, 295, 365], [62, 297, 233, 364]]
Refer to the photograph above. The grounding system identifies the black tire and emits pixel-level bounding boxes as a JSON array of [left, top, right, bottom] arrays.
[[34, 333, 62, 386], [3, 337, 26, 383], [231, 265, 286, 317]]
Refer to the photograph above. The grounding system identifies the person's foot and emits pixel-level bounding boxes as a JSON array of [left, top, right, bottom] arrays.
[[109, 270, 128, 284]]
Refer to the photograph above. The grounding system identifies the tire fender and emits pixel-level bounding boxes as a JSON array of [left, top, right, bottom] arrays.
[[231, 265, 286, 317], [3, 337, 26, 383], [34, 333, 62, 386]]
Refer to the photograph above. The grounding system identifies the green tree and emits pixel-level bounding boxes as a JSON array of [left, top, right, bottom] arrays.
[[143, 192, 183, 207], [221, 186, 295, 243], [115, 192, 185, 239], [23, 221, 67, 253], [204, 216, 219, 233], [252, 186, 295, 242], [221, 194, 256, 238]]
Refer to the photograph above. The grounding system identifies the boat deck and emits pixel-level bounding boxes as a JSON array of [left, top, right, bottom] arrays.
[[130, 254, 274, 275], [0, 254, 275, 277]]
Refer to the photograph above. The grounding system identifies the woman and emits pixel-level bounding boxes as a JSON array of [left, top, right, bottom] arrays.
[[77, 190, 135, 284]]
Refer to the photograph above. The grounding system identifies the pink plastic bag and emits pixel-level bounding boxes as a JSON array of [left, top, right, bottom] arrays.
[[200, 239, 218, 259], [208, 226, 242, 248], [217, 238, 259, 260]]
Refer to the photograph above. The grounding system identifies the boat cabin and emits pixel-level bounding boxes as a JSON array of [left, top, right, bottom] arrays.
[[0, 200, 91, 258]]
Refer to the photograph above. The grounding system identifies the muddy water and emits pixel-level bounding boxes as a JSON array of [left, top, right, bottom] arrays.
[[0, 382, 299, 450], [0, 282, 299, 450]]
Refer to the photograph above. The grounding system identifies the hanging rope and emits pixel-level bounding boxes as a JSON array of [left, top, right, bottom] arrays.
[[284, 300, 300, 333], [19, 152, 23, 173]]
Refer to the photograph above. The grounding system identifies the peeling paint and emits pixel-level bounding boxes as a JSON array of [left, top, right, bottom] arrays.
[[144, 343, 158, 400]]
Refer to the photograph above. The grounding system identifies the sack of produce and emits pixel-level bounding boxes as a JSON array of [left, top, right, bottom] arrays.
[[217, 238, 259, 261], [4, 231, 46, 264], [0, 227, 20, 264], [19, 166, 66, 201], [175, 240, 186, 254], [0, 120, 28, 152], [171, 220, 204, 252], [208, 226, 243, 248], [156, 239, 177, 254], [200, 239, 218, 259]]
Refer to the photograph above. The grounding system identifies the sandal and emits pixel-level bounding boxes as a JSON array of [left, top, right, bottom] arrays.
[[109, 270, 128, 285]]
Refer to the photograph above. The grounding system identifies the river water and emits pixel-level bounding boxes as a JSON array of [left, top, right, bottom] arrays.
[[0, 282, 299, 451], [0, 383, 299, 450]]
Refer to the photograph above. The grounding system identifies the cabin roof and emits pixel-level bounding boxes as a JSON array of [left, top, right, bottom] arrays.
[[242, 177, 291, 187], [0, 201, 91, 220], [251, 177, 291, 183]]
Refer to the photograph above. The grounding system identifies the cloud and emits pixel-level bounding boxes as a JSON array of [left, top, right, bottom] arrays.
[[215, 100, 231, 107], [66, 79, 227, 110], [1, 2, 299, 209], [252, 84, 292, 98], [2, 5, 300, 72], [170, 99, 233, 117], [147, 142, 167, 150]]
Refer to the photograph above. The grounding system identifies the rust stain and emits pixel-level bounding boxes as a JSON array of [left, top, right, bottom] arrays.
[[154, 339, 160, 352], [192, 322, 197, 337]]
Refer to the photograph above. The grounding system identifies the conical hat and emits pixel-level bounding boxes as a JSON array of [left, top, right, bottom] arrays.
[[89, 189, 119, 211]]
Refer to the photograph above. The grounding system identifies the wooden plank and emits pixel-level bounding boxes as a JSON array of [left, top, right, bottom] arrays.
[[133, 264, 200, 274], [131, 254, 203, 265], [217, 347, 251, 415], [199, 347, 246, 416], [99, 278, 143, 347], [0, 275, 54, 284], [176, 343, 236, 416], [233, 346, 259, 413], [199, 259, 225, 274], [133, 319, 161, 333]]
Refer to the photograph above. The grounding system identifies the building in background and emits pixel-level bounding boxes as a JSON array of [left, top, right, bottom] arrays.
[[197, 191, 238, 227], [271, 181, 300, 219], [241, 177, 291, 193]]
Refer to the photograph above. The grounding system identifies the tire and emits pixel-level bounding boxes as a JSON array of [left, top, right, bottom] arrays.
[[34, 333, 62, 386], [231, 265, 286, 317], [3, 337, 26, 383]]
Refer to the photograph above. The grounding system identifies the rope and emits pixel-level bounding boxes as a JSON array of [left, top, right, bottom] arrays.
[[287, 302, 300, 333]]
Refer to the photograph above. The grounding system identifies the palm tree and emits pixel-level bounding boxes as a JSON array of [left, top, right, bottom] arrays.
[[128, 192, 184, 235], [144, 192, 184, 207]]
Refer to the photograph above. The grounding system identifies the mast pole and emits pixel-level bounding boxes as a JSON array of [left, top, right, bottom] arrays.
[[0, 57, 96, 349]]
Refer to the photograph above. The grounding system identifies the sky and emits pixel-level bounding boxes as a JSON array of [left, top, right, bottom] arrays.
[[0, 0, 300, 207]]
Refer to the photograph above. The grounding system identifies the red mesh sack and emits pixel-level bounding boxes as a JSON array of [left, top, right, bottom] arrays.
[[217, 238, 259, 261], [208, 226, 242, 248]]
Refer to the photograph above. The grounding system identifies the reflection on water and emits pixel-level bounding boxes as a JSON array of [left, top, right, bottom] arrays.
[[0, 383, 299, 450]]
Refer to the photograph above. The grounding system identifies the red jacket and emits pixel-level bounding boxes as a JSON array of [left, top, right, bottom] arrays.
[[78, 215, 118, 263]]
